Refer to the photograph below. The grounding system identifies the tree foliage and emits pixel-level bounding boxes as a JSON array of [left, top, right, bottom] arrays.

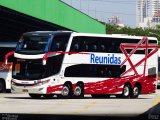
[[105, 24, 160, 47]]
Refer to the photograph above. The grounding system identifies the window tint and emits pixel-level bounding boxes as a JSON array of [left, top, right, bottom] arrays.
[[16, 36, 50, 54], [45, 55, 64, 76], [64, 64, 126, 78], [51, 34, 70, 52], [70, 36, 156, 54], [70, 37, 83, 52]]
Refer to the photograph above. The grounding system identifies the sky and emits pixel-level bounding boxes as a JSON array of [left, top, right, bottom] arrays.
[[62, 0, 136, 28]]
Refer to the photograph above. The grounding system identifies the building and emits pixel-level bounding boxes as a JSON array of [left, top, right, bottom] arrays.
[[136, 0, 160, 28], [108, 16, 125, 27], [151, 10, 160, 28]]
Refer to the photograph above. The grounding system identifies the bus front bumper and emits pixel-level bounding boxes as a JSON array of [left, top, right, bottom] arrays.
[[11, 84, 47, 94]]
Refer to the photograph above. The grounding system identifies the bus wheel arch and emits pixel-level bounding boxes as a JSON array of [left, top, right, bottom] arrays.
[[0, 79, 6, 93], [74, 81, 84, 98], [131, 82, 141, 98], [61, 81, 73, 98]]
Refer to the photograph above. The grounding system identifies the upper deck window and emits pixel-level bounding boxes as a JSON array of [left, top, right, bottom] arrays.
[[16, 35, 51, 54]]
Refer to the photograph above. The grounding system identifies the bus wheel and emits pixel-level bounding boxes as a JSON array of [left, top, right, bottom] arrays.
[[131, 85, 141, 98], [61, 84, 72, 98], [43, 94, 54, 99], [74, 84, 84, 98], [0, 81, 6, 93], [29, 94, 42, 99], [122, 84, 131, 98]]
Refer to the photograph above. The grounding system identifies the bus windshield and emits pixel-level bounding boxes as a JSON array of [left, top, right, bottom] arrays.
[[12, 59, 45, 80], [16, 35, 51, 54], [12, 54, 63, 80]]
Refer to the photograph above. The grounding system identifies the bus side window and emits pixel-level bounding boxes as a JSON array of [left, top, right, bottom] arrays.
[[103, 67, 112, 77], [115, 42, 121, 53], [73, 43, 80, 52], [51, 35, 70, 52], [92, 44, 98, 52], [70, 41, 81, 52], [84, 44, 89, 52], [51, 40, 59, 51], [56, 42, 61, 51], [100, 44, 105, 52], [108, 42, 115, 53]]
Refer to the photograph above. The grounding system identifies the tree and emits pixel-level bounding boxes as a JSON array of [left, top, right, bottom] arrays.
[[105, 24, 160, 47]]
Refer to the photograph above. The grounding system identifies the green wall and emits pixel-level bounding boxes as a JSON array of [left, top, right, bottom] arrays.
[[0, 0, 105, 34]]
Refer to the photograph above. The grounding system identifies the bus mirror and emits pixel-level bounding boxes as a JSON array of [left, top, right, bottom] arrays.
[[43, 53, 48, 65], [4, 51, 15, 65], [5, 59, 8, 65]]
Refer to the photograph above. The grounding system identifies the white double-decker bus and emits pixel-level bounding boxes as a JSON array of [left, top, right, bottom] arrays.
[[6, 31, 158, 98]]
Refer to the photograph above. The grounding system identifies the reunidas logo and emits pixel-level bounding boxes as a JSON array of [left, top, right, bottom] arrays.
[[90, 53, 121, 65]]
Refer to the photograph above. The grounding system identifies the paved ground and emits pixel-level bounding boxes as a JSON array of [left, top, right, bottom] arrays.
[[0, 90, 160, 117]]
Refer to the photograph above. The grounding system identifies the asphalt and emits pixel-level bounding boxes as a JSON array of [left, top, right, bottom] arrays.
[[0, 89, 160, 120]]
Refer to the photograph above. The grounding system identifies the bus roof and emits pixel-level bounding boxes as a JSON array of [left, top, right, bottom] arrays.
[[72, 32, 158, 41], [24, 31, 73, 36], [23, 31, 157, 41]]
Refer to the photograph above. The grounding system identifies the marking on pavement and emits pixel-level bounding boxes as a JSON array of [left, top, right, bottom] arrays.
[[83, 102, 97, 109], [153, 98, 160, 106], [72, 101, 97, 114]]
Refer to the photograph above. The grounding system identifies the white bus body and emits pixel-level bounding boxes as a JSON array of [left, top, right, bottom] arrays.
[[9, 31, 158, 98]]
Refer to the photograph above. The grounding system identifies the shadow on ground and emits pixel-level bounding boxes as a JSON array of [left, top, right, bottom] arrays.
[[4, 96, 150, 100], [138, 103, 160, 120]]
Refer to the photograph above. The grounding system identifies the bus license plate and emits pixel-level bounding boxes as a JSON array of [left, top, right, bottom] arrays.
[[23, 89, 28, 92]]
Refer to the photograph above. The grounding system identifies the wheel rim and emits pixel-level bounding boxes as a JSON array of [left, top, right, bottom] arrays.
[[124, 86, 129, 96], [62, 86, 69, 96], [74, 86, 81, 96], [133, 86, 139, 96]]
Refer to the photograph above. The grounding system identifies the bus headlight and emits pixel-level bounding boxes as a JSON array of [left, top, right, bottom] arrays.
[[42, 79, 50, 85], [36, 79, 50, 86]]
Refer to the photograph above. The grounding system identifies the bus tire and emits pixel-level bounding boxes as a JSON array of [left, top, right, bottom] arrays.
[[74, 84, 84, 98], [6, 89, 11, 93], [29, 94, 42, 99], [61, 84, 72, 98], [43, 94, 54, 99], [0, 80, 6, 93], [122, 84, 131, 98], [131, 84, 141, 98]]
